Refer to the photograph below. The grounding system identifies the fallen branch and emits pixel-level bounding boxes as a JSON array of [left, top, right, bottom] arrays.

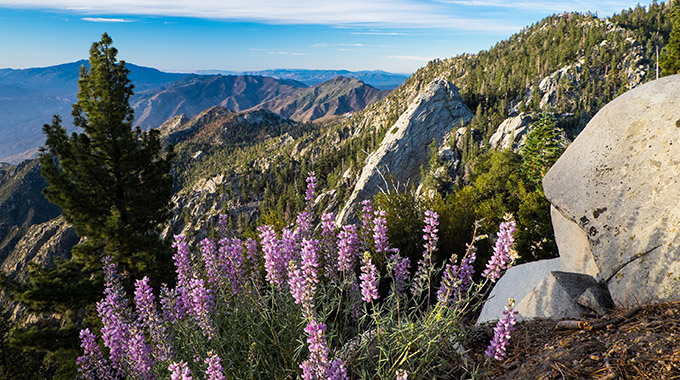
[[555, 306, 643, 331]]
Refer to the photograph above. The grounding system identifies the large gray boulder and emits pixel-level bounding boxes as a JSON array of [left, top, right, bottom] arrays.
[[477, 258, 561, 323], [543, 74, 680, 307], [516, 271, 614, 321], [338, 78, 473, 224]]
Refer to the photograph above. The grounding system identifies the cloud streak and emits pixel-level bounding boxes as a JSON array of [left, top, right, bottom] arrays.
[[81, 17, 133, 22], [435, 0, 640, 15], [0, 0, 521, 32]]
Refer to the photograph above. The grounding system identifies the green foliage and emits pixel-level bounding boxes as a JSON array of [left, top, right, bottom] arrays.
[[521, 112, 565, 187], [377, 149, 558, 273], [660, 0, 680, 76], [39, 33, 175, 285]]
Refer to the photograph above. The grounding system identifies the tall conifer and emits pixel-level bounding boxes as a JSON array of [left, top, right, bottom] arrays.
[[39, 33, 174, 284]]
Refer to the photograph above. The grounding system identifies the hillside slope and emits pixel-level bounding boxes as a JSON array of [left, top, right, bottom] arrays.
[[254, 76, 389, 122]]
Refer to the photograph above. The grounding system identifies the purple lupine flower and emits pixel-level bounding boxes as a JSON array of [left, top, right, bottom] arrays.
[[296, 211, 313, 240], [320, 213, 337, 278], [160, 284, 186, 322], [483, 216, 517, 283], [299, 320, 349, 380], [172, 235, 193, 288], [128, 328, 155, 380], [329, 358, 349, 380], [204, 352, 225, 380], [301, 320, 330, 379], [437, 262, 460, 304], [258, 225, 285, 288], [187, 278, 216, 339], [300, 239, 319, 316], [96, 257, 130, 374], [373, 209, 389, 254], [422, 210, 439, 260], [219, 238, 246, 294], [359, 200, 374, 250], [201, 238, 221, 287], [76, 328, 115, 380], [134, 277, 173, 361], [411, 210, 440, 295], [289, 239, 320, 318], [169, 360, 193, 380], [396, 369, 408, 380], [218, 213, 229, 227], [305, 171, 318, 205], [438, 244, 478, 305], [459, 244, 477, 290], [245, 237, 260, 272], [391, 253, 411, 294], [288, 260, 305, 305], [281, 228, 298, 267], [337, 224, 359, 273], [359, 252, 379, 303], [485, 298, 518, 361]]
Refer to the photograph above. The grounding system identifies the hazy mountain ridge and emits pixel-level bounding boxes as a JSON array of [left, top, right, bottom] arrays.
[[0, 64, 394, 162], [131, 74, 307, 130], [254, 76, 390, 122], [0, 61, 187, 163], [194, 68, 409, 89]]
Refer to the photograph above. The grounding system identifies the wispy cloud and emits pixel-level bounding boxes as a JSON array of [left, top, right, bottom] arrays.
[[0, 0, 521, 31], [81, 17, 133, 22], [268, 51, 306, 56], [435, 0, 639, 15]]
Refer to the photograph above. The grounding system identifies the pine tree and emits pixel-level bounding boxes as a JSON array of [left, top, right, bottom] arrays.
[[39, 33, 175, 284], [521, 112, 564, 188], [660, 0, 680, 76]]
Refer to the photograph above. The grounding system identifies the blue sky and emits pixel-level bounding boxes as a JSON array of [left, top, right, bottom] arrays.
[[0, 1, 655, 74]]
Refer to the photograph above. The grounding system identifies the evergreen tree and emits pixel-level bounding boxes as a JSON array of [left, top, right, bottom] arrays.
[[39, 33, 175, 284], [660, 0, 680, 76], [521, 112, 564, 188], [4, 33, 174, 378]]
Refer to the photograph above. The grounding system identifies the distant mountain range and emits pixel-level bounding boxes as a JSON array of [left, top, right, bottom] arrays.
[[0, 61, 402, 163], [194, 68, 409, 90], [0, 60, 186, 163], [134, 74, 389, 129]]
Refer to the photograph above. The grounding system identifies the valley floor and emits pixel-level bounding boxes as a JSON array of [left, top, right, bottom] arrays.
[[475, 301, 680, 379]]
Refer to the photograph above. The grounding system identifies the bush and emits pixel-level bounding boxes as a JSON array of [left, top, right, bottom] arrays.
[[74, 173, 521, 380]]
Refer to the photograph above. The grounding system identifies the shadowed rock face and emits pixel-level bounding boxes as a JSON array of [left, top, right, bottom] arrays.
[[337, 78, 473, 225], [543, 74, 680, 307]]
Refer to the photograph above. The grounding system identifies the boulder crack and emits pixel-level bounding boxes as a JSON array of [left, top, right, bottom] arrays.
[[605, 245, 660, 283]]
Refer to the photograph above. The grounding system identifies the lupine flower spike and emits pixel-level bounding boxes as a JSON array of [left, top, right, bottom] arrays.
[[485, 298, 518, 361], [483, 214, 517, 282], [169, 360, 193, 380], [204, 351, 226, 380], [359, 251, 379, 302]]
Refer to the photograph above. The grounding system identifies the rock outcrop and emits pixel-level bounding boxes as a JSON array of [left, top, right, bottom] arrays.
[[543, 74, 680, 307], [338, 78, 473, 224], [488, 114, 533, 151], [1, 216, 77, 282]]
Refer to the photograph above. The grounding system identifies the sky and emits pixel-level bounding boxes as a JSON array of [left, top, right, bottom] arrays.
[[0, 1, 657, 74]]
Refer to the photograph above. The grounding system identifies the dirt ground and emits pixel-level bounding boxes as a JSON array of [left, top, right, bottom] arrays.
[[469, 301, 680, 380]]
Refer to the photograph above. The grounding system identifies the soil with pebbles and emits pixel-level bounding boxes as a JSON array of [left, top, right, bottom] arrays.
[[468, 301, 680, 380]]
